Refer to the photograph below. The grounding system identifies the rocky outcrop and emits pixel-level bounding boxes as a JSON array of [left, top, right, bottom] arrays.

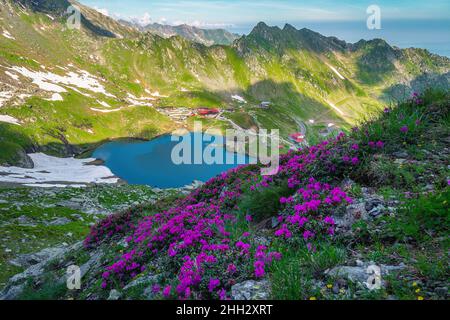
[[0, 242, 82, 300], [325, 261, 407, 289]]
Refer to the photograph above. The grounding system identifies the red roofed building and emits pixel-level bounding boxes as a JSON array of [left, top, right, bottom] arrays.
[[197, 108, 220, 116], [289, 132, 305, 143]]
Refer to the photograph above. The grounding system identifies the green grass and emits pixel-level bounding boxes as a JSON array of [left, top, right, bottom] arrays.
[[385, 188, 449, 242], [270, 242, 347, 300], [238, 182, 292, 222]]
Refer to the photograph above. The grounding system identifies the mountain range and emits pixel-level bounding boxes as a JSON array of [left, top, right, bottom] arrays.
[[0, 0, 449, 167], [119, 20, 240, 46]]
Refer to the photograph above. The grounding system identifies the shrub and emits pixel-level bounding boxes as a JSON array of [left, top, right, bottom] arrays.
[[386, 188, 450, 241], [238, 182, 292, 222]]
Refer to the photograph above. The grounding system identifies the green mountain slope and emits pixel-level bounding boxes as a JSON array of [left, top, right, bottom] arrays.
[[0, 0, 449, 167]]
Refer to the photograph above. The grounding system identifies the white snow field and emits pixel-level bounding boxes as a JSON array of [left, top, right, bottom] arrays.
[[0, 115, 21, 125], [9, 66, 115, 97], [0, 153, 119, 187]]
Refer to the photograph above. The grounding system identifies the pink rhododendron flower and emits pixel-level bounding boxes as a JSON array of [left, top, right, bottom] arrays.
[[163, 285, 171, 298], [208, 279, 220, 292]]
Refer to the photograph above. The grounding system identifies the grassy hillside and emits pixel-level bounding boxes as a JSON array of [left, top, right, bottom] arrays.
[[2, 89, 447, 300], [0, 1, 449, 167]]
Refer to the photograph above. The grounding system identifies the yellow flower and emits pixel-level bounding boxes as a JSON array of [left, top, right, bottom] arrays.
[[415, 288, 421, 293], [412, 282, 417, 287], [417, 296, 424, 300], [339, 288, 346, 294], [309, 297, 317, 300], [326, 284, 333, 289]]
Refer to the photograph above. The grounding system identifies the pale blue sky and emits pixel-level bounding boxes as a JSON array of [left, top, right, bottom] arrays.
[[80, 0, 450, 28]]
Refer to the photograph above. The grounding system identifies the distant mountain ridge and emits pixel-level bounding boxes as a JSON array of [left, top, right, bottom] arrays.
[[119, 20, 240, 46]]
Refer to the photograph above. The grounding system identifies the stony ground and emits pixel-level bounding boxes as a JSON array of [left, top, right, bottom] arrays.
[[0, 185, 181, 290]]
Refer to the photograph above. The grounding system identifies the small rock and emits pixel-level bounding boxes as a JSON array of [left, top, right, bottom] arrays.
[[231, 280, 270, 300], [325, 263, 406, 289], [107, 289, 121, 300], [392, 151, 408, 159], [16, 215, 37, 227], [271, 217, 280, 228], [334, 202, 368, 229], [332, 283, 340, 294], [9, 247, 66, 268], [123, 274, 158, 291], [47, 217, 72, 226], [434, 287, 448, 297]]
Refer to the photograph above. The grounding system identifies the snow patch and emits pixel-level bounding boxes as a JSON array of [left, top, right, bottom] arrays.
[[126, 93, 154, 107], [231, 95, 247, 103], [2, 30, 15, 40], [10, 66, 115, 97], [0, 91, 14, 107], [23, 183, 86, 188], [90, 107, 124, 113], [0, 153, 119, 186], [5, 71, 19, 81], [97, 100, 111, 108], [327, 64, 345, 80], [46, 93, 63, 101], [0, 115, 20, 125], [149, 91, 168, 98]]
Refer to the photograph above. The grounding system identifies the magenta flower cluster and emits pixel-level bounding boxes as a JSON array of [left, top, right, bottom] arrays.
[[275, 178, 351, 247], [85, 130, 380, 300]]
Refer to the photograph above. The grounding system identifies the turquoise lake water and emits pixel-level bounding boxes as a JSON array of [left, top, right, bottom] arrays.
[[92, 133, 254, 188]]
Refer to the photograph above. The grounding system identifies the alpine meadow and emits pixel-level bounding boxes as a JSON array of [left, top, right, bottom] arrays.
[[0, 0, 448, 306]]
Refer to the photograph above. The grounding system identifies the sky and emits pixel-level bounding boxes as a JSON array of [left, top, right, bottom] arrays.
[[79, 0, 450, 27], [79, 0, 450, 56]]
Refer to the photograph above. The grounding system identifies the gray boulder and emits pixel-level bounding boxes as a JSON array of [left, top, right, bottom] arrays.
[[231, 280, 270, 300]]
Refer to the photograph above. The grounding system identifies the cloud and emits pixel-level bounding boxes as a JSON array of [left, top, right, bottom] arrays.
[[93, 7, 109, 17], [122, 12, 233, 29], [171, 20, 235, 29]]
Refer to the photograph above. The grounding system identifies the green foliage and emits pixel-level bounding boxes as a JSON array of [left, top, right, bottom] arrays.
[[270, 242, 346, 299], [18, 277, 67, 300], [238, 183, 292, 222], [386, 188, 450, 242]]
